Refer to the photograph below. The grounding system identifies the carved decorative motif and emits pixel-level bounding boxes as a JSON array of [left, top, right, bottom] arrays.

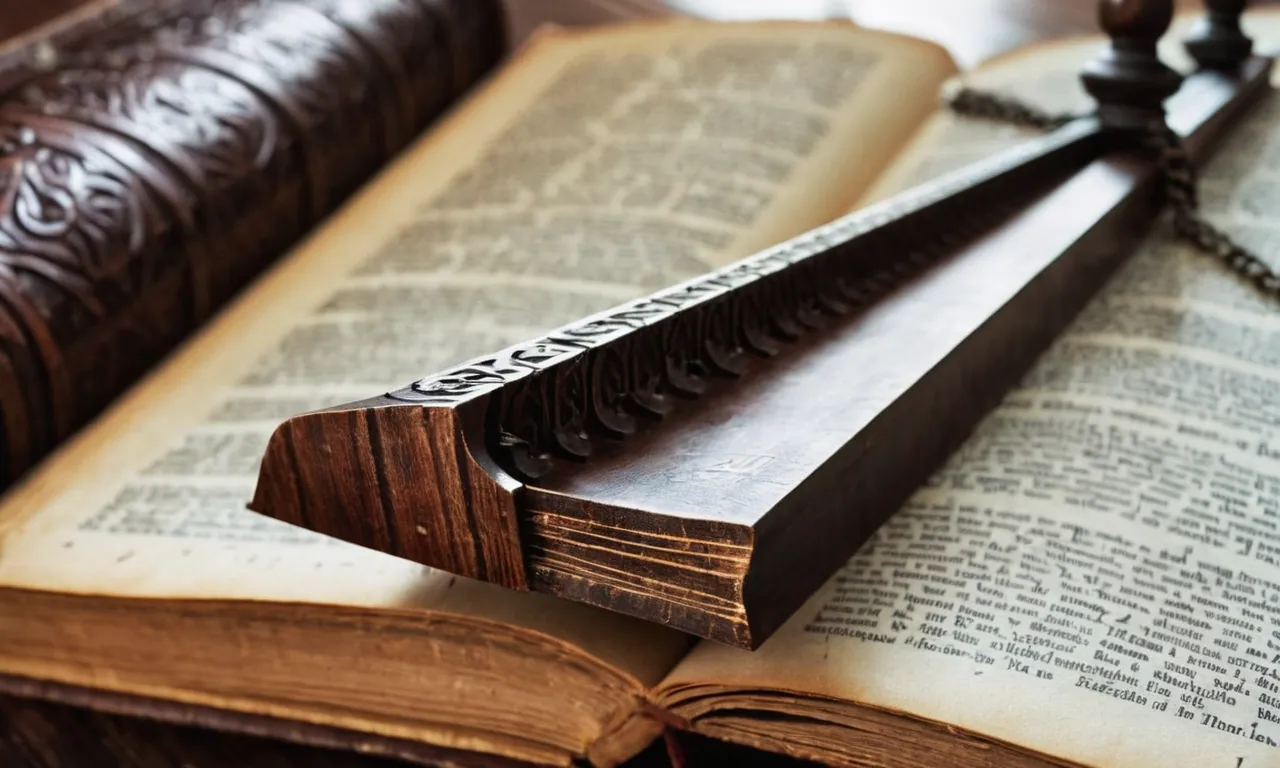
[[0, 122, 168, 301], [0, 0, 504, 484], [17, 61, 282, 192], [386, 120, 1101, 479], [153, 1, 374, 128]]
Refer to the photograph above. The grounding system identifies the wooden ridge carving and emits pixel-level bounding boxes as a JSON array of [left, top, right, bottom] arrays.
[[389, 121, 1102, 480], [0, 0, 506, 485], [252, 0, 1274, 646], [250, 54, 1275, 644], [250, 120, 1108, 597]]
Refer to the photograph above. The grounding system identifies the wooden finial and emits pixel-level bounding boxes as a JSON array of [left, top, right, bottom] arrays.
[[1081, 0, 1183, 129], [1185, 0, 1253, 70]]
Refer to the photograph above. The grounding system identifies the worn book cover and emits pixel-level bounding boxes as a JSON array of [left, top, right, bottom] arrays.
[[2, 5, 1280, 767]]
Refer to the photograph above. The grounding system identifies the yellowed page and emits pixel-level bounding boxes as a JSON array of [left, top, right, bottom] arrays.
[[660, 12, 1280, 768], [0, 20, 950, 702]]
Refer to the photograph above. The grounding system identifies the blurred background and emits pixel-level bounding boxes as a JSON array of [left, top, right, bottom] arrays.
[[0, 0, 1252, 68]]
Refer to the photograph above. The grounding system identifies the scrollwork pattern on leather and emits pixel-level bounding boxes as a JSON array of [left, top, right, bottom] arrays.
[[0, 0, 503, 484], [162, 2, 372, 126], [0, 123, 163, 304], [17, 60, 281, 193]]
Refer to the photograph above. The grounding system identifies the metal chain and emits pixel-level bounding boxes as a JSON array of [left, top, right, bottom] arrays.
[[1145, 123, 1280, 297], [944, 86, 1280, 301], [944, 86, 1080, 130]]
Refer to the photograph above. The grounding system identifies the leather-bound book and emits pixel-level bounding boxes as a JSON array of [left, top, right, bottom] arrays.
[[2, 5, 1280, 768], [0, 0, 504, 487]]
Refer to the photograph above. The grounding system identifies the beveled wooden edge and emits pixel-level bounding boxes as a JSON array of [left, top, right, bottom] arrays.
[[250, 120, 1105, 587], [253, 394, 529, 590], [520, 55, 1274, 648], [249, 57, 1273, 631], [1173, 55, 1274, 161], [385, 120, 1099, 412]]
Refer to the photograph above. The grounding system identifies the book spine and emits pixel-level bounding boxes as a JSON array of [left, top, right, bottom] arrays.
[[0, 0, 506, 485]]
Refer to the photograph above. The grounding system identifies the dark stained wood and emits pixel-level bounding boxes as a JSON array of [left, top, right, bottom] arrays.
[[251, 23, 1274, 647], [527, 60, 1269, 648], [251, 119, 1108, 640], [1186, 0, 1255, 67], [257, 397, 529, 590], [1082, 0, 1184, 128], [530, 157, 1168, 646]]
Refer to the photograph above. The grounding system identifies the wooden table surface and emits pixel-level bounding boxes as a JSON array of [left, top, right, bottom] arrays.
[[0, 0, 1275, 767]]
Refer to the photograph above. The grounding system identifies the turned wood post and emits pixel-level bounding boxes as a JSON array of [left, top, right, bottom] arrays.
[[1186, 0, 1253, 70], [1081, 0, 1183, 130]]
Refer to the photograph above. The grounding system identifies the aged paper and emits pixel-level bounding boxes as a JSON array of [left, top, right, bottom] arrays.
[[661, 15, 1280, 768]]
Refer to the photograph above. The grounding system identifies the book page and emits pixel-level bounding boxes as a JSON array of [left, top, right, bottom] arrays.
[[0, 20, 950, 687], [659, 17, 1280, 768]]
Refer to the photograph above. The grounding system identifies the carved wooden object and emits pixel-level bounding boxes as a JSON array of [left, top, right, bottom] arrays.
[[0, 0, 505, 486], [1081, 0, 1183, 128], [1186, 0, 1253, 69], [252, 0, 1275, 647]]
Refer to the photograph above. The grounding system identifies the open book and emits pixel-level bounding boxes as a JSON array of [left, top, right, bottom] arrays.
[[2, 10, 1280, 767]]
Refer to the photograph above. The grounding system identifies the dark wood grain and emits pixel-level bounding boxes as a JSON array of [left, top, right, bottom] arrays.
[[251, 119, 1107, 636], [252, 30, 1273, 648], [258, 397, 529, 590]]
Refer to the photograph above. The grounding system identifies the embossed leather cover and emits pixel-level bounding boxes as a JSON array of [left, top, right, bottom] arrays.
[[0, 0, 505, 486]]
